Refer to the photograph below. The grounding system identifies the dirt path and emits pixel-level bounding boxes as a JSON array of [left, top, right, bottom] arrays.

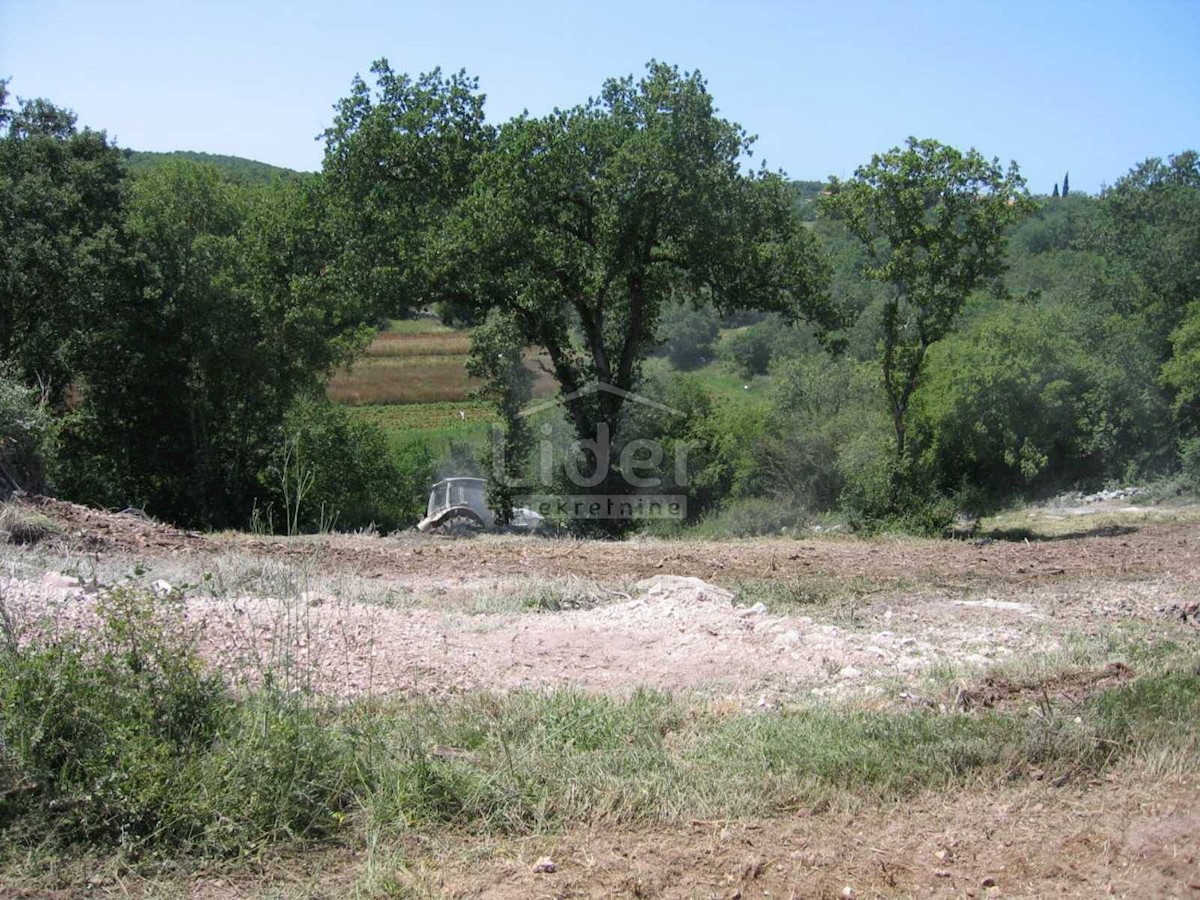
[[418, 772, 1200, 899], [24, 497, 1200, 586]]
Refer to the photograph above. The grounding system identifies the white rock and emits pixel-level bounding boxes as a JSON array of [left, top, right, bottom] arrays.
[[41, 572, 79, 589], [152, 579, 173, 596]]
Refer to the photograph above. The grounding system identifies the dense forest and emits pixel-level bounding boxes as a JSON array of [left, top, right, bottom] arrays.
[[120, 149, 301, 185], [1, 66, 1197, 535]]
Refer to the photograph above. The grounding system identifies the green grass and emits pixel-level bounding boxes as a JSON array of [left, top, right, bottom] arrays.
[[644, 355, 774, 400], [345, 404, 493, 462], [4, 584, 1198, 867]]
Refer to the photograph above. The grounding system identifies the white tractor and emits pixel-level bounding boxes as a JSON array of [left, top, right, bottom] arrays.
[[416, 477, 543, 533]]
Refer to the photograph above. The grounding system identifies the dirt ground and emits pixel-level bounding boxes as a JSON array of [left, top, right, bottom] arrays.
[[3, 497, 1200, 898], [415, 772, 1200, 900]]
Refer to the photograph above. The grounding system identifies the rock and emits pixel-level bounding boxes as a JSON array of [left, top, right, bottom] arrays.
[[934, 869, 951, 878], [634, 575, 735, 605], [736, 601, 768, 617], [981, 876, 997, 888], [841, 887, 857, 899], [41, 572, 79, 589], [152, 579, 173, 596], [532, 856, 556, 874]]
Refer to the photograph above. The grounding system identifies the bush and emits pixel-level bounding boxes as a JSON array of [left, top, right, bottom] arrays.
[[0, 373, 54, 497], [717, 316, 821, 378], [718, 320, 776, 377], [259, 398, 433, 533], [693, 497, 809, 538], [758, 355, 890, 512], [1181, 437, 1200, 485], [0, 585, 357, 855], [654, 300, 720, 370], [0, 586, 229, 849]]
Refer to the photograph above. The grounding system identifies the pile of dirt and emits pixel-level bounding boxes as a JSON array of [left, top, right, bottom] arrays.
[[14, 496, 208, 554]]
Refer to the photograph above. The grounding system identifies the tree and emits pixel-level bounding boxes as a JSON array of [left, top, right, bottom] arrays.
[[320, 61, 493, 322], [654, 298, 721, 369], [442, 62, 840, 476], [0, 85, 128, 403], [59, 162, 370, 527], [1052, 182, 1060, 198], [820, 138, 1035, 489], [1062, 171, 1070, 197]]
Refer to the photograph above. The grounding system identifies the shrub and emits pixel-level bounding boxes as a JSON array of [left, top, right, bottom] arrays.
[[0, 586, 229, 849], [0, 585, 357, 855], [260, 397, 433, 533], [0, 373, 54, 497], [1181, 437, 1200, 485], [653, 300, 720, 370], [718, 321, 776, 377], [693, 497, 809, 538]]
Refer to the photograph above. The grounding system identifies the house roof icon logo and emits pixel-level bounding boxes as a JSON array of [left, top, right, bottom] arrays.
[[519, 381, 686, 419]]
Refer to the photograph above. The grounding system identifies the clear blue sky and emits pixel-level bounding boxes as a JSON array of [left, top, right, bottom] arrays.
[[3, 0, 1197, 193]]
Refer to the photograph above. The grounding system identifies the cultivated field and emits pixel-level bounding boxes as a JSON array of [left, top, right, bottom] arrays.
[[0, 496, 1198, 897], [327, 320, 555, 408]]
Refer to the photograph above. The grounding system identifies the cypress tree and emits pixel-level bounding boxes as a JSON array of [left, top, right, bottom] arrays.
[[1052, 183, 1059, 197], [1062, 172, 1070, 197]]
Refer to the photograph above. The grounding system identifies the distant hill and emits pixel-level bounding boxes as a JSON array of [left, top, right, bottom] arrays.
[[120, 149, 303, 184]]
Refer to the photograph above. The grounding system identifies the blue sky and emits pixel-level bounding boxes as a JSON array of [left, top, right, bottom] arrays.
[[2, 0, 1197, 193]]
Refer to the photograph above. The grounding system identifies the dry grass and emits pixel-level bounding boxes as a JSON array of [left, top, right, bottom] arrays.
[[364, 331, 472, 357], [327, 326, 557, 406], [327, 356, 483, 405]]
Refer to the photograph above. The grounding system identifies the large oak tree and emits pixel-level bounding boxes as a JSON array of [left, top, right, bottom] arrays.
[[439, 62, 840, 448]]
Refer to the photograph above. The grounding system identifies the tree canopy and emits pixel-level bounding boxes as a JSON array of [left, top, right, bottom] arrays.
[[821, 138, 1034, 471], [439, 61, 840, 446]]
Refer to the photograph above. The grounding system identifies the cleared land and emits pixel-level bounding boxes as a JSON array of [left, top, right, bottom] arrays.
[[1, 496, 1198, 897]]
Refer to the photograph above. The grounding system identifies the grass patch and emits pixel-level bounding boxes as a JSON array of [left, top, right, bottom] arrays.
[[731, 574, 890, 611], [327, 355, 482, 406], [0, 503, 62, 545], [3, 584, 1197, 866], [365, 331, 472, 357], [348, 401, 497, 433]]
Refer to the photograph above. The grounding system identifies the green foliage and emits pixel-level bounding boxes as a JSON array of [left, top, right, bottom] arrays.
[[0, 89, 128, 402], [717, 315, 821, 378], [912, 305, 1104, 495], [440, 61, 838, 471], [321, 61, 492, 321], [0, 373, 55, 496], [0, 586, 228, 849], [0, 585, 357, 855], [1162, 301, 1200, 426], [691, 496, 810, 538], [757, 355, 891, 512], [465, 310, 533, 524], [53, 160, 372, 528], [1089, 151, 1199, 346], [260, 397, 434, 533], [121, 149, 298, 185], [821, 137, 1035, 514], [654, 298, 721, 370]]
